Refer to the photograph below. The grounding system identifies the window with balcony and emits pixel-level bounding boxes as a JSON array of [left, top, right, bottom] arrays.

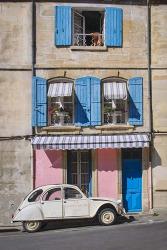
[[55, 6, 123, 48], [73, 10, 104, 46]]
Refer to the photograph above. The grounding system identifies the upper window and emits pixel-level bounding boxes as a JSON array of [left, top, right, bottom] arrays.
[[47, 78, 74, 126], [55, 6, 123, 47], [73, 10, 104, 46], [103, 78, 128, 125]]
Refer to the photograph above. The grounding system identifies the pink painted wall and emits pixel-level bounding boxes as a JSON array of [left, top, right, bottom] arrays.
[[97, 149, 118, 199], [34, 150, 63, 188]]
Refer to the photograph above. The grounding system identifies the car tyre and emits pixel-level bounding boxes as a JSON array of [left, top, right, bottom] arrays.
[[98, 208, 117, 226], [22, 221, 42, 233]]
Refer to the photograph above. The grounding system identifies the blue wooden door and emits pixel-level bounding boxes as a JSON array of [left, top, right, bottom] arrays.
[[122, 159, 142, 212]]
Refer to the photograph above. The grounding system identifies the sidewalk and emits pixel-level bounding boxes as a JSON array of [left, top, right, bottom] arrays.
[[0, 209, 167, 233], [131, 208, 167, 224], [0, 223, 22, 233]]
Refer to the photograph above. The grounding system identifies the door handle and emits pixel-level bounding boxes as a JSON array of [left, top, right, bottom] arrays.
[[64, 201, 67, 203]]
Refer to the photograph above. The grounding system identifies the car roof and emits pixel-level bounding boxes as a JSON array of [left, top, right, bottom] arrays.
[[33, 184, 79, 192]]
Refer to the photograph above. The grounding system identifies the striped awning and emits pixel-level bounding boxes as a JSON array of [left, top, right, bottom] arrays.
[[48, 83, 73, 97], [104, 82, 127, 100], [32, 134, 150, 150]]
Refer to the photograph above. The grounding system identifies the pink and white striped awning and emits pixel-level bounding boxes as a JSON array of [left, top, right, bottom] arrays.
[[32, 134, 150, 150]]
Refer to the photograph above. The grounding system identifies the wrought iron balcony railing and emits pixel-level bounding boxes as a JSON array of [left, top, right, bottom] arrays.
[[73, 33, 104, 47]]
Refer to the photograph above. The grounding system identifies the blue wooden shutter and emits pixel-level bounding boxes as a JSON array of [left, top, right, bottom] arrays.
[[105, 7, 123, 47], [32, 77, 47, 127], [55, 6, 72, 46], [128, 77, 143, 126], [90, 77, 101, 126], [75, 77, 91, 127]]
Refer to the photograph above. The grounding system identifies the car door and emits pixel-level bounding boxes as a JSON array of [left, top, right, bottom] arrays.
[[63, 187, 90, 218], [41, 187, 63, 219]]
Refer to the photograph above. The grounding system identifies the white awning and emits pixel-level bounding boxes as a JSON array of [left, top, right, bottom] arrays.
[[47, 83, 73, 97], [104, 82, 127, 100], [32, 134, 150, 150]]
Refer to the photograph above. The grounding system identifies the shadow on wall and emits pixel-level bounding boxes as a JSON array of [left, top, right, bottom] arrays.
[[45, 150, 62, 168], [152, 147, 162, 169], [97, 149, 118, 172]]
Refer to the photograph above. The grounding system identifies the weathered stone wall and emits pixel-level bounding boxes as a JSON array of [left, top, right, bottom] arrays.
[[0, 3, 32, 225], [0, 2, 32, 68], [153, 135, 167, 208], [151, 5, 167, 209], [36, 3, 148, 68], [0, 71, 32, 137], [151, 6, 167, 68], [152, 70, 167, 131], [0, 140, 32, 225]]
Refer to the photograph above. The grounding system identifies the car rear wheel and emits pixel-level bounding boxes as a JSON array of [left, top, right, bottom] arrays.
[[98, 208, 117, 226], [23, 221, 42, 233]]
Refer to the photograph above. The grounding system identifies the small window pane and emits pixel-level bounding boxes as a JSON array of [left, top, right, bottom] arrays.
[[28, 189, 43, 202], [48, 96, 73, 126], [43, 188, 62, 201], [104, 99, 127, 124], [64, 188, 82, 199]]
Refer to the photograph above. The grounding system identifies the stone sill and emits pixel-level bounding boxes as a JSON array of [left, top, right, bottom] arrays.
[[70, 46, 107, 51], [41, 126, 81, 132], [96, 124, 134, 131]]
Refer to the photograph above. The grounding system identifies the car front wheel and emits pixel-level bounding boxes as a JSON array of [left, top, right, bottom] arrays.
[[23, 221, 42, 233], [98, 208, 117, 226]]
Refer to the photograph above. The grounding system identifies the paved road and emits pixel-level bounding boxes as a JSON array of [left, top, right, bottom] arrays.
[[0, 221, 167, 250]]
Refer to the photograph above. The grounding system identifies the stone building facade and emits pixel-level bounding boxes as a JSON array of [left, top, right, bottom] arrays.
[[0, 0, 167, 225]]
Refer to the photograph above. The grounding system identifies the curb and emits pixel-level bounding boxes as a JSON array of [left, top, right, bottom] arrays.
[[0, 227, 21, 233]]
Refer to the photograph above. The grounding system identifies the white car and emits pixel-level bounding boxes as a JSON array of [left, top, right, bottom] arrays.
[[12, 184, 125, 232]]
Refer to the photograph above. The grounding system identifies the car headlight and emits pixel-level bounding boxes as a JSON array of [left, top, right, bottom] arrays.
[[117, 200, 123, 207]]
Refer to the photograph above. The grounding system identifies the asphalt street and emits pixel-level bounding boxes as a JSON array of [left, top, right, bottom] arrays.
[[0, 221, 167, 250]]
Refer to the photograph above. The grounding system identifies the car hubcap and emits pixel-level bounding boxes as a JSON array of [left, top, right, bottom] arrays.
[[102, 212, 114, 224], [26, 222, 39, 231]]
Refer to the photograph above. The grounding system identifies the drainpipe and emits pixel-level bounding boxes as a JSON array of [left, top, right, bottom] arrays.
[[147, 0, 154, 211], [32, 0, 36, 77], [32, 0, 36, 188]]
